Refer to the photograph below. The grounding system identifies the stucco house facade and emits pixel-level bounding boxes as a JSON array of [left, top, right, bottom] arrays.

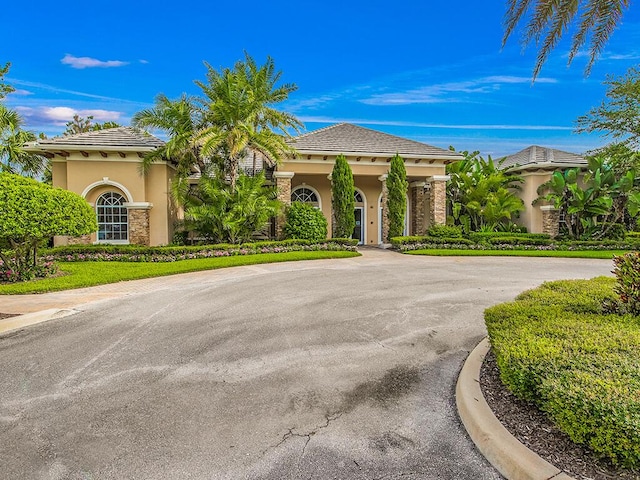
[[26, 123, 462, 246], [502, 145, 587, 235]]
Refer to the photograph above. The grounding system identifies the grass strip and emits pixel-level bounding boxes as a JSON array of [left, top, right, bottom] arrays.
[[0, 251, 360, 294], [405, 249, 626, 259]]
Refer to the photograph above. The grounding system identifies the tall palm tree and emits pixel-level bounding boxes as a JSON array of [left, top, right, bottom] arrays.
[[0, 105, 47, 178], [195, 53, 303, 189], [132, 93, 206, 177], [503, 0, 631, 80]]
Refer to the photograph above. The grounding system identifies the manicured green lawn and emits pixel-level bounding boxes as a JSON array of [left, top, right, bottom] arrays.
[[0, 251, 360, 295], [406, 249, 627, 259]]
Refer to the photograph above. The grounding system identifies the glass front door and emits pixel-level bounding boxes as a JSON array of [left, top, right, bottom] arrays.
[[353, 207, 364, 245]]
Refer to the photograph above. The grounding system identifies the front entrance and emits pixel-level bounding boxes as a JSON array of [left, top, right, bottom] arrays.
[[353, 207, 364, 245]]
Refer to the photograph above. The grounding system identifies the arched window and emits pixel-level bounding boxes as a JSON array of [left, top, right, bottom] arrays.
[[291, 186, 320, 208], [97, 192, 128, 242], [354, 190, 364, 204]]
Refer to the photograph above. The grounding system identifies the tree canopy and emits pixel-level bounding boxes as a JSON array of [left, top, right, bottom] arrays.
[[63, 114, 121, 136], [503, 0, 632, 79]]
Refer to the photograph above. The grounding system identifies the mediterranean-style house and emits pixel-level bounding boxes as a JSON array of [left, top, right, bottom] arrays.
[[501, 145, 588, 236], [25, 123, 462, 246]]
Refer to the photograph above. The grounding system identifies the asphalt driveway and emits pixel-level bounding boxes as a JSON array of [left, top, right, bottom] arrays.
[[0, 250, 613, 479]]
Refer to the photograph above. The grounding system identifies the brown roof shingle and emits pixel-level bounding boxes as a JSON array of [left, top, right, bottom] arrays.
[[501, 145, 586, 170], [289, 123, 462, 159], [35, 127, 164, 149]]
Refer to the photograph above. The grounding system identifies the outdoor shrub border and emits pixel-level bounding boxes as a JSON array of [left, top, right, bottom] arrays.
[[485, 278, 640, 468], [42, 239, 358, 263]]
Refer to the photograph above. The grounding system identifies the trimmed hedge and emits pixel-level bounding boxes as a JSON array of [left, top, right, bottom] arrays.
[[485, 278, 640, 468], [42, 239, 358, 263], [468, 231, 551, 242], [487, 236, 553, 246], [390, 236, 474, 250]]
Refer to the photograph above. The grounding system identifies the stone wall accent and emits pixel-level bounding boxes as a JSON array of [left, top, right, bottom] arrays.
[[274, 172, 295, 239], [67, 235, 92, 245], [540, 206, 560, 238], [128, 208, 151, 246], [379, 174, 389, 243], [410, 182, 427, 236], [427, 176, 449, 227]]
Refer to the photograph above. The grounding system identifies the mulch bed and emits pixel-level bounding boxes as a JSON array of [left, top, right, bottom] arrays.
[[480, 350, 639, 480]]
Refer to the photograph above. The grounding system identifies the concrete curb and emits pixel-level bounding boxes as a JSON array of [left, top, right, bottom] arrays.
[[456, 337, 575, 480], [0, 309, 79, 335]]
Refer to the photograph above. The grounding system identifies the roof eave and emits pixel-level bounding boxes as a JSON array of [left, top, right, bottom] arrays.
[[23, 143, 160, 153], [507, 161, 588, 172], [289, 149, 463, 161]]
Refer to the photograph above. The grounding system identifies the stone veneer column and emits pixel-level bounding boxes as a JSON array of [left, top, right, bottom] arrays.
[[126, 202, 153, 246], [540, 205, 560, 238], [378, 174, 389, 243], [274, 171, 295, 239], [410, 181, 427, 236], [427, 175, 450, 226]]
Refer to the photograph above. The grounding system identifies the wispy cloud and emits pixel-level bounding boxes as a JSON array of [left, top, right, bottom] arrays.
[[299, 116, 573, 131], [360, 75, 557, 106], [17, 106, 123, 126], [7, 88, 32, 96], [61, 54, 129, 69], [8, 78, 150, 105]]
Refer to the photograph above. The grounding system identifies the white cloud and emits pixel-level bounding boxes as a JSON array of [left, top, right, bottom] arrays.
[[61, 54, 129, 69], [16, 106, 123, 126], [139, 59, 149, 64], [299, 116, 573, 131], [7, 88, 33, 96], [360, 75, 558, 106]]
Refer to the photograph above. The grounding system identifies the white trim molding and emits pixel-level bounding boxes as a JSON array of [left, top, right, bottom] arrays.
[[81, 177, 134, 203], [273, 171, 295, 179], [378, 174, 388, 182], [410, 181, 426, 188], [124, 202, 153, 210], [539, 205, 559, 211], [428, 175, 451, 182]]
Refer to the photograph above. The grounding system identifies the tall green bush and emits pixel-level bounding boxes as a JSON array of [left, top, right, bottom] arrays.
[[610, 252, 640, 315], [284, 202, 328, 241], [172, 170, 281, 244], [331, 154, 355, 238], [386, 154, 408, 240], [0, 173, 97, 281]]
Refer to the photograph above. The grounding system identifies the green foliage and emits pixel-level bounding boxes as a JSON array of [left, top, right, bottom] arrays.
[[502, 1, 631, 80], [536, 155, 639, 239], [331, 154, 356, 238], [447, 150, 524, 233], [173, 170, 281, 244], [486, 236, 553, 246], [0, 173, 96, 282], [63, 114, 121, 136], [386, 154, 408, 240], [576, 66, 640, 150], [485, 277, 640, 468], [608, 252, 640, 315], [284, 202, 328, 241], [390, 236, 474, 249], [467, 231, 551, 242], [0, 62, 14, 99], [427, 225, 463, 238]]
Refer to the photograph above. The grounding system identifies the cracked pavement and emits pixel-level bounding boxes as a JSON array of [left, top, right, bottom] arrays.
[[0, 250, 612, 479]]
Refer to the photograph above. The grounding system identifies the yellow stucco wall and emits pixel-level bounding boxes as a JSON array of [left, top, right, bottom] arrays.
[[516, 171, 552, 233], [51, 152, 175, 245]]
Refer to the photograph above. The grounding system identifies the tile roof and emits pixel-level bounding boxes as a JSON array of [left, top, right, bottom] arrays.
[[34, 127, 165, 149], [501, 145, 587, 170], [289, 123, 461, 158]]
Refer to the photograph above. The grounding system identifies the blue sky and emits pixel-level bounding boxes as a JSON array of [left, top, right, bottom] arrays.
[[4, 1, 639, 157]]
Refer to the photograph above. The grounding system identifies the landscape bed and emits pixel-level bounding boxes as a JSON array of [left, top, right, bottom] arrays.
[[484, 277, 640, 470]]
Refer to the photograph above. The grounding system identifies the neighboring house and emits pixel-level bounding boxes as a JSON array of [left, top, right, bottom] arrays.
[[25, 123, 462, 246], [501, 145, 587, 235]]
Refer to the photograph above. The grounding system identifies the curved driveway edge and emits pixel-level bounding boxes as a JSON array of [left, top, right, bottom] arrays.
[[456, 337, 575, 480], [0, 308, 79, 335]]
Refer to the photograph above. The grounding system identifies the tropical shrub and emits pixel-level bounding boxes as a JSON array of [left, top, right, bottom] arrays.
[[0, 173, 96, 282], [173, 171, 281, 244], [609, 252, 640, 315], [485, 278, 640, 468], [536, 155, 639, 239], [386, 154, 408, 240], [427, 225, 463, 238], [284, 202, 328, 241], [331, 154, 356, 238], [447, 150, 524, 233]]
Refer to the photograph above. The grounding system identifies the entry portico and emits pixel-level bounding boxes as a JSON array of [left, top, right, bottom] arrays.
[[279, 123, 462, 244]]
